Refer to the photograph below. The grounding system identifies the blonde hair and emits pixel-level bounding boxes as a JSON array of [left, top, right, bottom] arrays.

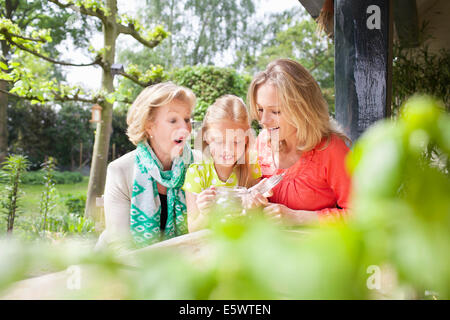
[[126, 82, 196, 145], [201, 95, 258, 188], [247, 58, 349, 151]]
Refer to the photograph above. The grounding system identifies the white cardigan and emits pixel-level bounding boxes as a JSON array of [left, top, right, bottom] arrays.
[[96, 150, 136, 249], [95, 149, 201, 249]]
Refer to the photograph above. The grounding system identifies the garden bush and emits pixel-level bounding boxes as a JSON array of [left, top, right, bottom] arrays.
[[64, 194, 86, 217], [171, 65, 251, 121]]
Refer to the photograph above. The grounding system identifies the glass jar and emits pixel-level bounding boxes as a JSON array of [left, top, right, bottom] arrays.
[[213, 186, 248, 217]]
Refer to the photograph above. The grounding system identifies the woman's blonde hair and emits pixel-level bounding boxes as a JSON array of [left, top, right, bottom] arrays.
[[126, 82, 196, 145], [201, 95, 258, 188], [247, 58, 349, 151]]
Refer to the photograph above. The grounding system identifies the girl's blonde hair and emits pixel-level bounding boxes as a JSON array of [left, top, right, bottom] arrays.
[[201, 95, 258, 188], [247, 58, 350, 151], [126, 82, 196, 145]]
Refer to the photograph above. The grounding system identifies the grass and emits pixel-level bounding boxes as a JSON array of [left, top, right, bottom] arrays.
[[18, 176, 89, 217], [0, 176, 89, 221]]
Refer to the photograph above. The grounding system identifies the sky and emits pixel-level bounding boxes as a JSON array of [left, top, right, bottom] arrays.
[[63, 0, 300, 91]]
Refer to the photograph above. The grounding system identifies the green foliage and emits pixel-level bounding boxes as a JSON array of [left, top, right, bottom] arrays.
[[234, 6, 335, 113], [7, 102, 57, 169], [171, 65, 251, 121], [347, 95, 450, 298], [393, 46, 450, 114], [31, 211, 94, 237], [127, 0, 255, 69], [109, 109, 134, 159], [0, 0, 93, 101], [6, 101, 133, 168], [64, 194, 86, 217], [0, 154, 30, 233]]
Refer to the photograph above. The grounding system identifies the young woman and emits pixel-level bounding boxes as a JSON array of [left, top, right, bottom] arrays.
[[247, 58, 352, 225]]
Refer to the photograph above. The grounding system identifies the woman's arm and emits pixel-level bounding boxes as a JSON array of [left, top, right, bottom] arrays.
[[96, 160, 134, 249], [263, 203, 319, 225]]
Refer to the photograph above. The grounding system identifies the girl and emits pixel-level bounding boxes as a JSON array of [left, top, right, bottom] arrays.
[[182, 95, 262, 232]]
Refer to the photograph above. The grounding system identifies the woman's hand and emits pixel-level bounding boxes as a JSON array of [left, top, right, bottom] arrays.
[[264, 203, 319, 226], [196, 186, 217, 214], [243, 188, 273, 209]]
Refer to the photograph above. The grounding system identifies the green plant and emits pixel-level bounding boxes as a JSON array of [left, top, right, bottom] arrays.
[[348, 95, 450, 298], [39, 157, 58, 233], [0, 154, 30, 234], [392, 22, 450, 115], [30, 211, 94, 239], [64, 194, 86, 217]]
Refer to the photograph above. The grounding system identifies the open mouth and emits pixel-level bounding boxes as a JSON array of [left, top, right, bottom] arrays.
[[174, 138, 184, 144], [268, 127, 280, 131]]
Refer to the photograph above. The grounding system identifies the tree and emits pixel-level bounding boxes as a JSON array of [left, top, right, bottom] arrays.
[[115, 0, 257, 119], [0, 0, 92, 164], [0, 0, 170, 219], [234, 7, 335, 112], [119, 0, 256, 69]]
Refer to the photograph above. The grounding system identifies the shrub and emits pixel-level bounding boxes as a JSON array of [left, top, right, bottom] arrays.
[[32, 212, 94, 236], [65, 194, 86, 217], [171, 65, 251, 121]]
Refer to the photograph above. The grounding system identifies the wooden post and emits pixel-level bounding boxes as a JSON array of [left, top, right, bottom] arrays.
[[334, 0, 393, 142]]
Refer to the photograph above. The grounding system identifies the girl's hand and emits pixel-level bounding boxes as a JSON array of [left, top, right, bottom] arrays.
[[196, 186, 217, 214]]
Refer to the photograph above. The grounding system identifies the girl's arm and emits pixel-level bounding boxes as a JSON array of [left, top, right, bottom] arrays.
[[185, 188, 216, 232]]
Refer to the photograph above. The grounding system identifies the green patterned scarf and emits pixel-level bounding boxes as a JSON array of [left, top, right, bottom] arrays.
[[130, 140, 192, 247]]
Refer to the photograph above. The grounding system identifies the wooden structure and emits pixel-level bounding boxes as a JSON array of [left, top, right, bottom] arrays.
[[298, 0, 450, 141]]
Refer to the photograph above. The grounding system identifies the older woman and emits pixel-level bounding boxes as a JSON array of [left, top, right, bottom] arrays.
[[248, 58, 352, 225], [96, 82, 196, 249]]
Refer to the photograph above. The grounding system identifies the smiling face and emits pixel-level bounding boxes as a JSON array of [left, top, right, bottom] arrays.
[[205, 120, 249, 167], [146, 98, 192, 160], [255, 83, 297, 146]]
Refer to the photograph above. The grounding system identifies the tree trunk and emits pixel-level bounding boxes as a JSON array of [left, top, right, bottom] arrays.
[[0, 38, 11, 165], [84, 0, 118, 226], [0, 79, 8, 165]]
